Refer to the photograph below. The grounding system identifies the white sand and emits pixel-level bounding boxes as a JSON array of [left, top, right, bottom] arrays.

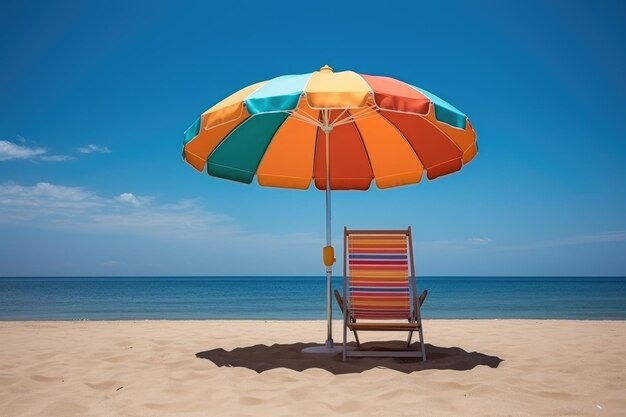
[[1, 320, 625, 416]]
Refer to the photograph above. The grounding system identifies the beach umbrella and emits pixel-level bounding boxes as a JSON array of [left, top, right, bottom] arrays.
[[182, 65, 477, 350]]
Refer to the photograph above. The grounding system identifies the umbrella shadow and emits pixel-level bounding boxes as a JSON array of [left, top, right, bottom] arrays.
[[195, 341, 503, 374]]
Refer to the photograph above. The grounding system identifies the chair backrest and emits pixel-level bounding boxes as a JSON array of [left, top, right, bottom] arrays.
[[344, 228, 415, 320]]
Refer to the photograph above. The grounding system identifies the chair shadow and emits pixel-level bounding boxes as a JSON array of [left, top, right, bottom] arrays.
[[195, 341, 503, 375]]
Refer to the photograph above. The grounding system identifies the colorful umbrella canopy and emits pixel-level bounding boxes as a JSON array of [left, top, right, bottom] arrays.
[[182, 65, 477, 350], [182, 65, 477, 190]]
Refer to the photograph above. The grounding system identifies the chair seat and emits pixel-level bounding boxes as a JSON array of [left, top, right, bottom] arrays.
[[347, 322, 420, 331]]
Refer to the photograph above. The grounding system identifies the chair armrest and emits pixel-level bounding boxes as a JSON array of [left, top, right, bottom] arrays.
[[413, 289, 428, 321], [334, 289, 345, 313], [418, 289, 428, 306]]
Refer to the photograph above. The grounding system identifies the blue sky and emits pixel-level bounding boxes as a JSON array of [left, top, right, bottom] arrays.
[[1, 0, 625, 276]]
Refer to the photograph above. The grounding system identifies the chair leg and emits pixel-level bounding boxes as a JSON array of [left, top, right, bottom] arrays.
[[342, 310, 348, 362], [353, 330, 361, 347], [342, 323, 347, 361], [406, 330, 414, 347], [418, 326, 426, 361]]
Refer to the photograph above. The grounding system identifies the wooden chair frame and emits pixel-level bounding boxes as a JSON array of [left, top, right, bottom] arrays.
[[341, 227, 427, 360]]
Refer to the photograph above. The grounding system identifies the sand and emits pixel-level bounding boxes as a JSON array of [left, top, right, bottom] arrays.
[[1, 320, 625, 417]]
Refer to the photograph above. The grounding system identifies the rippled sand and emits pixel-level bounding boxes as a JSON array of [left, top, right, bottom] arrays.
[[1, 320, 624, 416]]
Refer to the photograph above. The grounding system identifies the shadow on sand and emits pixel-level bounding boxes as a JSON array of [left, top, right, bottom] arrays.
[[196, 341, 503, 374]]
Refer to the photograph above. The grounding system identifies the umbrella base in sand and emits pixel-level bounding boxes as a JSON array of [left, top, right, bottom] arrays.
[[301, 344, 344, 354]]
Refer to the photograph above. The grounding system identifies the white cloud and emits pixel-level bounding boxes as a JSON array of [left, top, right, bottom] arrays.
[[0, 182, 100, 206], [0, 182, 327, 257], [0, 181, 328, 276], [0, 140, 46, 161], [0, 139, 74, 162], [468, 237, 492, 245], [40, 155, 76, 161], [116, 192, 144, 207], [0, 182, 106, 225], [77, 144, 111, 154], [90, 203, 233, 239], [0, 182, 330, 276], [0, 182, 239, 241], [0, 139, 111, 162]]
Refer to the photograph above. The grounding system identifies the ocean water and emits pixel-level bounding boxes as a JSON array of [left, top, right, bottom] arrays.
[[0, 276, 625, 320]]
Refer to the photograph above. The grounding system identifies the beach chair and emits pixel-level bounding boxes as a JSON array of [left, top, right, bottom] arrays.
[[338, 227, 426, 360]]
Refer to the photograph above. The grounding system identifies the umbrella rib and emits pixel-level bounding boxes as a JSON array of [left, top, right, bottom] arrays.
[[287, 110, 323, 128], [333, 106, 379, 127], [335, 107, 371, 126], [329, 108, 349, 126], [287, 105, 381, 130], [322, 109, 330, 127], [335, 112, 379, 127], [294, 104, 320, 122], [348, 105, 377, 119]]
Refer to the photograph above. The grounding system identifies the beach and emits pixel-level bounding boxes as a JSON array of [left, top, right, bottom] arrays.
[[1, 320, 624, 417]]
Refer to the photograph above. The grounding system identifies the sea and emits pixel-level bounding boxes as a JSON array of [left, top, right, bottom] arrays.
[[0, 276, 625, 320]]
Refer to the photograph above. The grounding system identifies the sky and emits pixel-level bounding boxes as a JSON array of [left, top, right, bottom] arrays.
[[1, 0, 625, 276]]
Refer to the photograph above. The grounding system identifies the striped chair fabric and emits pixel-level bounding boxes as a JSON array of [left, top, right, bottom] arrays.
[[347, 233, 411, 320]]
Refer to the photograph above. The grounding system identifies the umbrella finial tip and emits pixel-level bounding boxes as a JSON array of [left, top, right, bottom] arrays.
[[319, 64, 333, 73]]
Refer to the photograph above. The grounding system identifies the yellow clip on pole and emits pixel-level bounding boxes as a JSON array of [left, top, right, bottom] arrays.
[[323, 245, 335, 267]]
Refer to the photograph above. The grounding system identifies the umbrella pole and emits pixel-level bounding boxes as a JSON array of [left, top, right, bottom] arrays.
[[303, 124, 338, 354], [324, 126, 334, 349]]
